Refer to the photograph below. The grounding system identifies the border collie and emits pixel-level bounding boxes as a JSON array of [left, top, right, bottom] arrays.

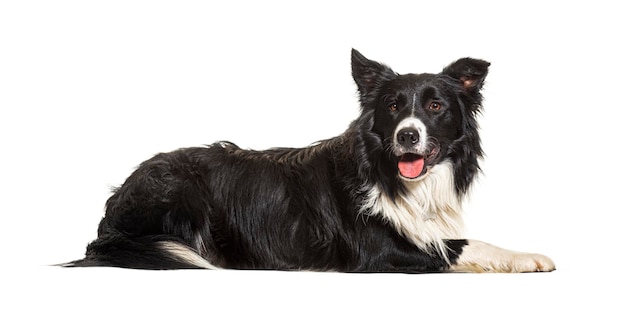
[[64, 50, 555, 272]]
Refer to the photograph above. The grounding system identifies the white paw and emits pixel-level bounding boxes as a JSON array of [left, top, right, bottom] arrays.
[[450, 240, 556, 273], [508, 252, 555, 273]]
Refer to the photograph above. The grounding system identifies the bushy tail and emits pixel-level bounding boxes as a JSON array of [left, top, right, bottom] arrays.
[[60, 234, 219, 270]]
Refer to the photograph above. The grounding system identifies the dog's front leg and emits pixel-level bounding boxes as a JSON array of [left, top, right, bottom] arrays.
[[449, 240, 555, 273]]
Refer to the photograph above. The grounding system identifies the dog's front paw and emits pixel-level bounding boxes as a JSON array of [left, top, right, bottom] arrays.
[[450, 240, 555, 273], [504, 252, 555, 273]]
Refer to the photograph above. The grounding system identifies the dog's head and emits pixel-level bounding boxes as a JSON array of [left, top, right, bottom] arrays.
[[351, 49, 489, 193]]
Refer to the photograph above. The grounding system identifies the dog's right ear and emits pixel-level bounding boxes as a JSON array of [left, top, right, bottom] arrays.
[[351, 49, 397, 101]]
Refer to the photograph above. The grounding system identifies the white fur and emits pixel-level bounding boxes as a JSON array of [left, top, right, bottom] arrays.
[[450, 240, 556, 272], [393, 117, 428, 155], [157, 241, 221, 269], [360, 161, 464, 262]]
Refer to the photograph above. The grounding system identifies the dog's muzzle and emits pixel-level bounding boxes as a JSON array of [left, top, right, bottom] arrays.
[[393, 125, 439, 180]]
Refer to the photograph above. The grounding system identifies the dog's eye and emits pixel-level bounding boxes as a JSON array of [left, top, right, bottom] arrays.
[[428, 101, 442, 111], [388, 103, 398, 112]]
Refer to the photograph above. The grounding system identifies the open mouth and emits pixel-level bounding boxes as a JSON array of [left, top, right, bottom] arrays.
[[397, 148, 439, 180]]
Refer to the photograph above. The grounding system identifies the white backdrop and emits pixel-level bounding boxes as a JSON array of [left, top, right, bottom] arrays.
[[1, 1, 624, 309]]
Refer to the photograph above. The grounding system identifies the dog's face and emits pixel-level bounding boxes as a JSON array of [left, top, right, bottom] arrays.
[[373, 74, 462, 181], [351, 49, 489, 182]]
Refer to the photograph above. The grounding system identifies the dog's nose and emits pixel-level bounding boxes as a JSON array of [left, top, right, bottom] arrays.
[[397, 129, 419, 148]]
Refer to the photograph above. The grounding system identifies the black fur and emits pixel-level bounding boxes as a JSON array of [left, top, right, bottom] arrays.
[[65, 49, 489, 272]]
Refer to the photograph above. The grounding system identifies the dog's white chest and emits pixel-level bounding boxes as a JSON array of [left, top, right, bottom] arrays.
[[361, 161, 465, 259]]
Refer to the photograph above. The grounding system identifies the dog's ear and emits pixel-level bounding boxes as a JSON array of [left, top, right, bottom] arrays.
[[351, 49, 397, 100], [442, 58, 490, 92]]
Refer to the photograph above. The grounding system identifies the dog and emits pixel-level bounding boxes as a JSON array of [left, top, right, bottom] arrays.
[[63, 49, 555, 272]]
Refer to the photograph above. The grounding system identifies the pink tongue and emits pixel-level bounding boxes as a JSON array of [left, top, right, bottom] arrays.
[[398, 155, 425, 179]]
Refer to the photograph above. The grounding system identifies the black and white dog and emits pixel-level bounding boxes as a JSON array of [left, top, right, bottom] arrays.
[[65, 50, 554, 272]]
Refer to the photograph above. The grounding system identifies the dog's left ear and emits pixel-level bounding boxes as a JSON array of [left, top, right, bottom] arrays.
[[442, 58, 490, 92]]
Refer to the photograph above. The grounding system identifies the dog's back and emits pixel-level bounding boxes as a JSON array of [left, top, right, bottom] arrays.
[[66, 138, 361, 270]]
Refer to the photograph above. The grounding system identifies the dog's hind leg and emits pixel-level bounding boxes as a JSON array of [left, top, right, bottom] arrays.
[[449, 239, 555, 273]]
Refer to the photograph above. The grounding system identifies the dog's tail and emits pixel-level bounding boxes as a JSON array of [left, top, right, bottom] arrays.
[[59, 234, 219, 270]]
